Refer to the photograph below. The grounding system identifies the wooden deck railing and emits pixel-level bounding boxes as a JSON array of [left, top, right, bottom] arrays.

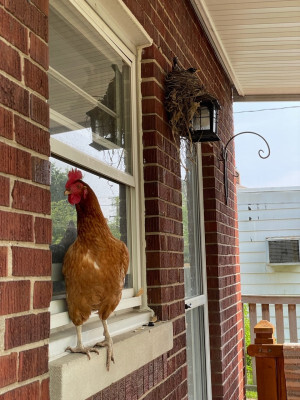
[[242, 295, 300, 388], [247, 320, 287, 400]]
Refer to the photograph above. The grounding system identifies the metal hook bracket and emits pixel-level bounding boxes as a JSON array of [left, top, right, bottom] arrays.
[[219, 131, 271, 204]]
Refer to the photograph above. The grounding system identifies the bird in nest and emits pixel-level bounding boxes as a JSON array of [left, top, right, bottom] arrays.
[[165, 57, 205, 97], [165, 57, 206, 137]]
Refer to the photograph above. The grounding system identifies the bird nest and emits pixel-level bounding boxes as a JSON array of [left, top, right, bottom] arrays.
[[165, 59, 206, 145]]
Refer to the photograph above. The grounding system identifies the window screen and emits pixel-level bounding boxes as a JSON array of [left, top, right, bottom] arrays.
[[268, 240, 300, 264]]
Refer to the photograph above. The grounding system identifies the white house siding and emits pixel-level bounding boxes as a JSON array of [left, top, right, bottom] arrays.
[[238, 186, 300, 342]]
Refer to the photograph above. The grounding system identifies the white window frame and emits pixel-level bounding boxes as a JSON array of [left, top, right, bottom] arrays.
[[266, 236, 300, 266], [184, 144, 212, 400], [49, 0, 152, 361]]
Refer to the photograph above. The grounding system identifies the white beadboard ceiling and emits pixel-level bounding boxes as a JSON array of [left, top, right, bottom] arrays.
[[191, 0, 300, 101]]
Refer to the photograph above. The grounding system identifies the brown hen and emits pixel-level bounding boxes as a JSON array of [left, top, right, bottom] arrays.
[[62, 169, 129, 370]]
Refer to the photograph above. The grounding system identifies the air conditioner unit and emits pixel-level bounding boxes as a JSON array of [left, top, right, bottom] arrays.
[[267, 237, 300, 266]]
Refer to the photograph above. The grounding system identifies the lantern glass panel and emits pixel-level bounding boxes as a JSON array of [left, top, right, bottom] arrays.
[[199, 106, 210, 131]]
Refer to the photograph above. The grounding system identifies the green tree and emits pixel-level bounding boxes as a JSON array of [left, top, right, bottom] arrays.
[[51, 165, 68, 202], [51, 165, 77, 244]]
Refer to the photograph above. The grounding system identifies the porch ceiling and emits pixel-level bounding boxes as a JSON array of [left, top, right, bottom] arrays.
[[191, 0, 300, 101]]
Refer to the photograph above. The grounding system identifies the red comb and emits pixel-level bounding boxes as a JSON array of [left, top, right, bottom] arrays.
[[66, 168, 83, 188]]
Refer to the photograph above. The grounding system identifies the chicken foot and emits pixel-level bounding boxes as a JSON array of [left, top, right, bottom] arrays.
[[66, 325, 99, 360], [94, 319, 114, 370]]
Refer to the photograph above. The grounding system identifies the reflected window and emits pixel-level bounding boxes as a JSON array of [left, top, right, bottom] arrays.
[[49, 6, 132, 173]]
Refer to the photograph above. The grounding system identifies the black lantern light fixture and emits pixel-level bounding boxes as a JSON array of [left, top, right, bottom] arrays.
[[190, 97, 221, 143]]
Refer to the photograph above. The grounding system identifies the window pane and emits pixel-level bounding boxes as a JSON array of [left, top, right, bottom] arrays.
[[49, 7, 132, 173], [182, 143, 203, 298], [50, 157, 132, 298], [186, 306, 208, 400]]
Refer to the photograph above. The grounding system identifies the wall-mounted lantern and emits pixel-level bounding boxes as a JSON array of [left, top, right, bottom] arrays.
[[190, 98, 221, 143]]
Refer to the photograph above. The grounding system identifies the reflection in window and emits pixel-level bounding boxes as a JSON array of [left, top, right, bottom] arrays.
[[49, 6, 132, 173], [186, 306, 208, 400], [50, 158, 132, 298], [182, 143, 203, 298]]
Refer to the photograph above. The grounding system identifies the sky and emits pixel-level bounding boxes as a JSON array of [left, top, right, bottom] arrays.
[[233, 101, 300, 188]]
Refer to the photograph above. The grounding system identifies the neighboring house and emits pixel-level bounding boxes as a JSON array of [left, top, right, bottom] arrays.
[[238, 186, 300, 340]]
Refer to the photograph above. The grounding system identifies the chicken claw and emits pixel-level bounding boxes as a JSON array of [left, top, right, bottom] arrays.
[[66, 325, 99, 360], [66, 345, 99, 360], [94, 337, 114, 370], [94, 320, 114, 370]]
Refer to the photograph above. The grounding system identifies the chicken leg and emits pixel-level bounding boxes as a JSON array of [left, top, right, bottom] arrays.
[[94, 320, 114, 370], [66, 325, 99, 359]]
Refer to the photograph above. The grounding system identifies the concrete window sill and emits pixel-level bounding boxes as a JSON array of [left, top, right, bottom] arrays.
[[49, 321, 173, 400]]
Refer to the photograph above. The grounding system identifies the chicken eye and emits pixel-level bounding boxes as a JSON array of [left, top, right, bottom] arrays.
[[76, 184, 81, 189]]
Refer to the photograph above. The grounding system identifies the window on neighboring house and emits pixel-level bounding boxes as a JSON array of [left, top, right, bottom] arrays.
[[49, 0, 148, 360], [267, 238, 300, 265]]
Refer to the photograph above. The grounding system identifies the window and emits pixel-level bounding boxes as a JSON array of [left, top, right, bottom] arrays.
[[267, 238, 300, 265], [49, 0, 148, 359], [182, 143, 212, 400]]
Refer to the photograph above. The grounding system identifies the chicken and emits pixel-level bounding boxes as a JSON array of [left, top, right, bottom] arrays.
[[62, 168, 129, 370]]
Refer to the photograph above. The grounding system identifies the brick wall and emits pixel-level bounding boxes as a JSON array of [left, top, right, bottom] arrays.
[[124, 1, 245, 399], [0, 0, 244, 399], [283, 344, 300, 400], [0, 1, 51, 399], [88, 0, 244, 399]]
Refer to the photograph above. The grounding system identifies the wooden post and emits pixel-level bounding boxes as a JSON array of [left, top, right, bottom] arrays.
[[247, 320, 287, 400]]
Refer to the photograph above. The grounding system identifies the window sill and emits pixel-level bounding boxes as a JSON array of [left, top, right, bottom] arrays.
[[49, 320, 173, 400]]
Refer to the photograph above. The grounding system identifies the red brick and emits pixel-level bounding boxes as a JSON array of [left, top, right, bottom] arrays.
[[34, 217, 52, 244], [145, 216, 182, 235], [0, 106, 13, 139], [24, 58, 48, 98], [0, 211, 34, 241], [146, 251, 184, 269], [0, 75, 29, 116], [0, 142, 31, 179], [173, 316, 186, 336], [142, 97, 165, 118], [144, 182, 182, 206], [145, 199, 182, 220], [0, 381, 40, 400], [15, 115, 50, 156], [18, 345, 48, 381], [0, 8, 28, 53], [169, 300, 185, 319], [4, 0, 48, 41], [31, 0, 48, 16], [0, 247, 8, 277], [142, 45, 169, 71], [30, 93, 49, 127], [141, 62, 165, 84], [0, 353, 17, 388], [32, 157, 51, 185], [5, 312, 50, 349], [0, 175, 9, 206], [29, 32, 49, 69], [12, 181, 51, 214], [12, 247, 51, 276], [141, 80, 165, 103], [0, 281, 30, 316], [33, 280, 52, 309], [0, 40, 21, 80], [40, 378, 50, 400]]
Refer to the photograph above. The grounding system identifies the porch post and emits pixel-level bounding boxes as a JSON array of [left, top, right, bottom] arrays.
[[247, 320, 287, 400]]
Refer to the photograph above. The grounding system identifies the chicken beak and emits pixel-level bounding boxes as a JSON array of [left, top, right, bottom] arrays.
[[64, 190, 71, 196]]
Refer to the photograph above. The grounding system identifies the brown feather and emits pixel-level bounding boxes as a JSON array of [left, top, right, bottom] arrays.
[[62, 181, 129, 326]]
